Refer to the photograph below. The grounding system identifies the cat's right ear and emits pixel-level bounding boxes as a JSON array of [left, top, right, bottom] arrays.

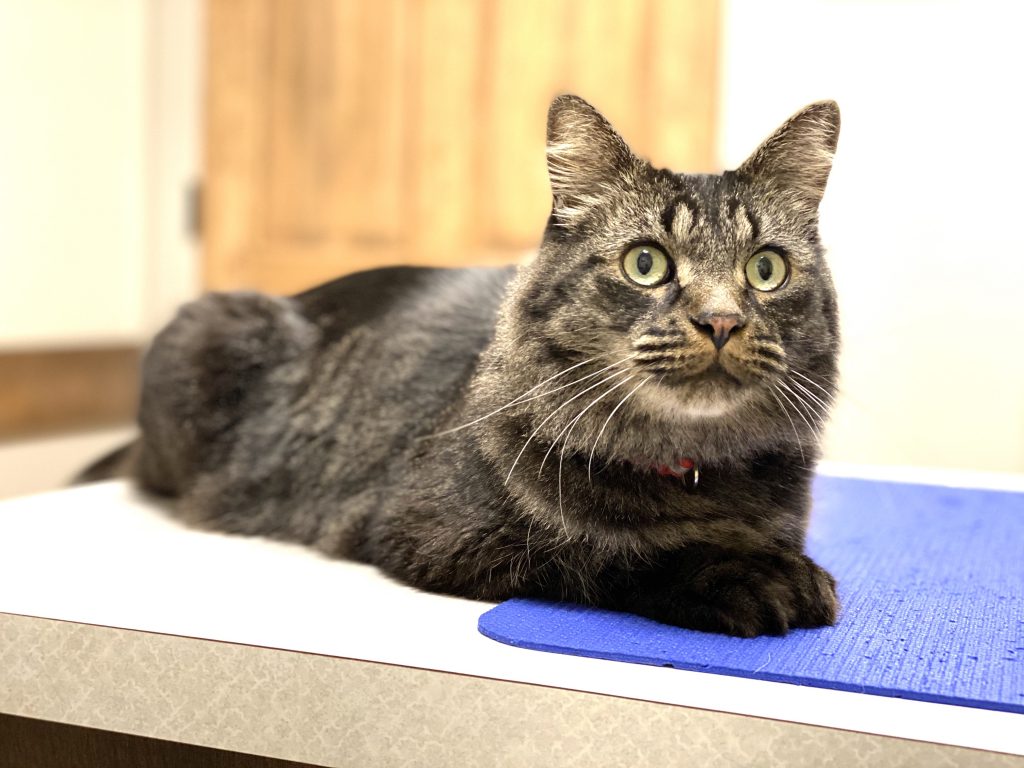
[[546, 95, 639, 223]]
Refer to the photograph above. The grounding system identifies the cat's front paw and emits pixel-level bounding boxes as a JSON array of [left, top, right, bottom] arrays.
[[687, 550, 838, 638]]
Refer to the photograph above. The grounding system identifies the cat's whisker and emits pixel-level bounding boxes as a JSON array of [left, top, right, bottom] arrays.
[[539, 374, 635, 478], [485, 354, 634, 417], [791, 364, 875, 415], [421, 355, 602, 439], [785, 394, 825, 450], [768, 384, 806, 466], [778, 380, 827, 431], [788, 368, 835, 399], [587, 376, 654, 482], [775, 382, 822, 447], [789, 377, 832, 415], [554, 376, 637, 538], [505, 369, 633, 485], [422, 353, 636, 439]]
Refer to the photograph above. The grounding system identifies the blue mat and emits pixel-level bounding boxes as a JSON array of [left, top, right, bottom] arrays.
[[478, 476, 1024, 713]]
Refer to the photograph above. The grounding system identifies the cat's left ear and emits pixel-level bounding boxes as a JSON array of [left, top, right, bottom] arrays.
[[546, 95, 641, 222], [737, 101, 840, 216]]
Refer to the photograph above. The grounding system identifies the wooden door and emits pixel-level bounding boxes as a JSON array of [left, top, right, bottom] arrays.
[[205, 0, 721, 294]]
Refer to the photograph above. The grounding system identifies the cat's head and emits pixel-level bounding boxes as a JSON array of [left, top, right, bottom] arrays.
[[508, 95, 840, 435]]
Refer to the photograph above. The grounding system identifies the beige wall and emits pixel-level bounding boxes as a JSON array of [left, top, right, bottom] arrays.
[[0, 0, 200, 350], [720, 0, 1024, 473], [0, 0, 146, 348]]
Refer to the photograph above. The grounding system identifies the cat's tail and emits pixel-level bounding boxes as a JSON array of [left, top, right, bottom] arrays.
[[72, 440, 139, 485]]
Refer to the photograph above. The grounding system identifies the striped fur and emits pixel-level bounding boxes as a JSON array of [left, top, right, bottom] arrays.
[[126, 96, 843, 637]]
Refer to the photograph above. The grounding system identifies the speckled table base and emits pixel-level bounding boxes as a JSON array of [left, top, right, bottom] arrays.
[[1, 612, 1021, 768]]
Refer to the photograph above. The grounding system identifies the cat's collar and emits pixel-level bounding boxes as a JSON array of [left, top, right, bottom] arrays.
[[651, 457, 700, 492]]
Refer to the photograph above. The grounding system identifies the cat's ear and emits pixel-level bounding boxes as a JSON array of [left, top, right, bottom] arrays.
[[737, 101, 840, 216], [546, 95, 640, 222]]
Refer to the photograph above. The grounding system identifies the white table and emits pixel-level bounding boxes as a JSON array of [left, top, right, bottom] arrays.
[[2, 467, 1023, 766]]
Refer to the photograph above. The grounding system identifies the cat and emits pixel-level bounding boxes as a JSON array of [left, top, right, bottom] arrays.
[[112, 95, 842, 637]]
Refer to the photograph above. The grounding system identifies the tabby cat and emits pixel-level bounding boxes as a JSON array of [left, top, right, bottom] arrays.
[[123, 95, 842, 637]]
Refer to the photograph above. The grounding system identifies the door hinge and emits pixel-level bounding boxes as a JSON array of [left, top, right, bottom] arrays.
[[186, 180, 202, 240]]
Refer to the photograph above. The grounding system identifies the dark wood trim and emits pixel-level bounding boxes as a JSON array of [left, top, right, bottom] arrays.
[[0, 713, 321, 768], [0, 347, 141, 440]]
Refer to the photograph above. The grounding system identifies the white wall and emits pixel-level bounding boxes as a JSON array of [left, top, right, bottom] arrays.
[[0, 0, 200, 350], [720, 0, 1024, 473], [145, 0, 202, 334]]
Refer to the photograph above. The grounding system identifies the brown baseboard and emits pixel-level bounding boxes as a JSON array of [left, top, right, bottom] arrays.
[[0, 347, 141, 440], [0, 713, 321, 768]]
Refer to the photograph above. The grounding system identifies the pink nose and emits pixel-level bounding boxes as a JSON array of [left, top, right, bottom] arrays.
[[692, 313, 745, 350]]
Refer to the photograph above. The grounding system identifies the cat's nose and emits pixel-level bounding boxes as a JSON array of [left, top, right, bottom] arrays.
[[691, 312, 745, 350]]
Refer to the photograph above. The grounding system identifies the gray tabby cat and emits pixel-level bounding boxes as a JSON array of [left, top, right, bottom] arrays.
[[122, 95, 842, 637]]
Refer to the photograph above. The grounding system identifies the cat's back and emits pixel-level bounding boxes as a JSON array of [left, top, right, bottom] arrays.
[[284, 264, 518, 483], [294, 265, 517, 428], [295, 265, 515, 352], [136, 264, 516, 503]]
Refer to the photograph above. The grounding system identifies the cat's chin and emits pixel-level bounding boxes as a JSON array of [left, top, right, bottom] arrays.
[[635, 376, 751, 422]]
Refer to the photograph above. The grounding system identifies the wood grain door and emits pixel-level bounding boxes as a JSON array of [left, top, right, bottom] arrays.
[[205, 0, 720, 295]]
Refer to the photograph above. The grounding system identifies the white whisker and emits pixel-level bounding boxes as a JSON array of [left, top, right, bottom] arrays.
[[553, 376, 637, 539], [587, 376, 654, 482], [789, 368, 834, 399], [505, 369, 632, 485], [769, 384, 806, 466], [539, 374, 635, 478], [789, 377, 832, 415], [778, 380, 825, 435], [774, 382, 820, 450], [422, 353, 636, 439]]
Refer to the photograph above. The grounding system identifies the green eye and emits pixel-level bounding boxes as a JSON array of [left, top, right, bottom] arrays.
[[745, 250, 789, 291], [622, 244, 671, 286]]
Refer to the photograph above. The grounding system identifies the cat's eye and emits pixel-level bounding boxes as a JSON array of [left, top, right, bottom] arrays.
[[622, 244, 672, 287], [745, 250, 789, 292]]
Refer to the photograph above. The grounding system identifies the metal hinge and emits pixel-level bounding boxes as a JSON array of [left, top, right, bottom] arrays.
[[186, 180, 202, 240]]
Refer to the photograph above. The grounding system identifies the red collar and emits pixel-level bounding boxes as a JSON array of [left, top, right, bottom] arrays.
[[652, 457, 700, 492]]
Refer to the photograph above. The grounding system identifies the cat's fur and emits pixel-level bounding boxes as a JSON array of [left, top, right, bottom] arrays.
[[124, 96, 842, 637]]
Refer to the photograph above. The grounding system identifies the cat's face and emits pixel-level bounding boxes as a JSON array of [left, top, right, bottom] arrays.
[[514, 96, 840, 425]]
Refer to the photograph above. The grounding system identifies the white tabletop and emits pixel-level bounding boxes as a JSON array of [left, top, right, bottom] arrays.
[[1, 466, 1022, 756]]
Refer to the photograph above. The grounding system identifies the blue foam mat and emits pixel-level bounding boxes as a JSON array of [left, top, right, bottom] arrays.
[[478, 476, 1024, 713]]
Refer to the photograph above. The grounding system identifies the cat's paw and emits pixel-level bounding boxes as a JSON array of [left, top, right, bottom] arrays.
[[687, 550, 838, 638]]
